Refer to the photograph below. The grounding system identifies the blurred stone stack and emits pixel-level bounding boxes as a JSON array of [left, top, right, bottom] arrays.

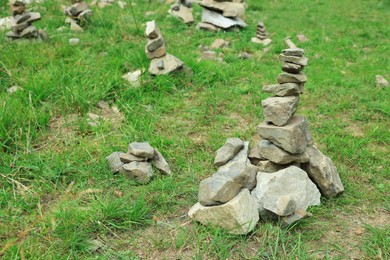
[[145, 20, 188, 75], [64, 0, 92, 31], [197, 0, 247, 32], [106, 142, 171, 183], [169, 0, 194, 25], [6, 0, 47, 41], [251, 21, 271, 46]]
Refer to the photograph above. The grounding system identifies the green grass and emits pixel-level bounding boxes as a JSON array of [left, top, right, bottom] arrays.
[[0, 0, 389, 259]]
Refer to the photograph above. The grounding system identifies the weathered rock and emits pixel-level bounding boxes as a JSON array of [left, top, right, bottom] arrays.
[[282, 62, 303, 74], [152, 149, 172, 175], [149, 53, 184, 75], [119, 152, 145, 163], [210, 38, 229, 49], [10, 4, 25, 15], [257, 160, 287, 173], [262, 83, 304, 97], [128, 142, 155, 158], [201, 8, 247, 29], [122, 69, 142, 87], [146, 43, 166, 59], [261, 96, 299, 126], [282, 48, 304, 57], [251, 37, 272, 46], [106, 152, 124, 173], [199, 0, 245, 18], [145, 20, 159, 39], [214, 137, 244, 166], [257, 115, 313, 154], [281, 209, 312, 226], [189, 189, 259, 234], [296, 34, 309, 42], [375, 75, 389, 88], [7, 85, 23, 95], [248, 143, 263, 165], [279, 54, 308, 66], [146, 36, 164, 52], [169, 3, 194, 24], [218, 141, 249, 170], [196, 22, 219, 32], [258, 140, 309, 164], [122, 161, 153, 183], [198, 175, 243, 206], [302, 146, 344, 197], [216, 161, 257, 190], [277, 72, 307, 84], [20, 25, 37, 37], [251, 166, 321, 217], [70, 22, 84, 32]]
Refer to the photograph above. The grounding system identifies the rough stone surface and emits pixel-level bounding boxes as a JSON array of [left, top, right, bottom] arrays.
[[282, 48, 304, 57], [128, 142, 155, 158], [210, 38, 229, 49], [258, 140, 309, 164], [145, 20, 159, 39], [251, 166, 321, 217], [106, 152, 124, 173], [198, 175, 243, 206], [146, 43, 166, 59], [375, 75, 389, 88], [169, 4, 194, 24], [119, 152, 145, 163], [214, 137, 244, 166], [302, 146, 344, 197], [257, 115, 313, 154], [189, 189, 259, 235], [257, 160, 287, 173], [122, 69, 142, 87], [149, 53, 184, 75], [152, 149, 172, 175], [199, 0, 245, 18], [277, 72, 307, 84], [281, 209, 312, 226], [196, 22, 219, 32], [218, 141, 249, 171], [248, 143, 263, 165], [146, 36, 164, 52], [261, 96, 299, 126], [282, 62, 303, 74], [122, 161, 153, 183], [201, 8, 247, 29], [279, 54, 308, 66], [262, 83, 304, 97]]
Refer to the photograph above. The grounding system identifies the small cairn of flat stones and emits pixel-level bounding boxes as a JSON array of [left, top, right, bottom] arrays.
[[6, 0, 47, 41], [106, 142, 171, 183], [251, 21, 271, 46], [169, 0, 194, 25], [64, 0, 92, 31], [145, 20, 188, 76], [197, 0, 247, 32]]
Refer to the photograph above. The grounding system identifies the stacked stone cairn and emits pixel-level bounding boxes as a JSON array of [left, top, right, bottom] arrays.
[[6, 0, 47, 41], [64, 0, 92, 31], [197, 0, 247, 32], [169, 0, 194, 25], [189, 49, 344, 234], [106, 142, 171, 183], [251, 21, 271, 46], [145, 20, 187, 76]]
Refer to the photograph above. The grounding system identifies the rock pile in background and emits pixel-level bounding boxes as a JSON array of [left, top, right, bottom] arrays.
[[251, 21, 271, 46], [189, 49, 344, 234], [169, 0, 194, 25], [145, 20, 188, 75], [64, 0, 92, 31], [197, 0, 247, 31], [106, 142, 171, 183], [5, 0, 47, 41]]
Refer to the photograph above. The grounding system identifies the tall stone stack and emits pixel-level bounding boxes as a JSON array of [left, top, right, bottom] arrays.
[[145, 20, 187, 76], [197, 0, 247, 32], [251, 21, 272, 46], [6, 0, 47, 41], [64, 0, 92, 31]]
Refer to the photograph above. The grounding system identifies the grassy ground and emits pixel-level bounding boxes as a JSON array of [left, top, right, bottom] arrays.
[[0, 0, 389, 259]]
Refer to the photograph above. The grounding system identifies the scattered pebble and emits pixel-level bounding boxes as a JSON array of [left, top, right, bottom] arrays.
[[375, 75, 389, 88], [69, 38, 80, 45]]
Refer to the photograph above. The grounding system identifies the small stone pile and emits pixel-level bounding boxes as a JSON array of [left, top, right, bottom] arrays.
[[169, 0, 194, 25], [6, 0, 47, 41], [106, 142, 171, 183], [64, 0, 92, 31], [197, 0, 247, 32], [145, 20, 187, 75], [251, 21, 271, 46], [189, 49, 344, 234]]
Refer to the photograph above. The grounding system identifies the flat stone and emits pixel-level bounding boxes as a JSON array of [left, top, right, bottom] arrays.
[[196, 22, 219, 32], [20, 25, 37, 37], [279, 54, 308, 66], [282, 62, 303, 74], [149, 53, 184, 75], [122, 161, 153, 183], [145, 20, 159, 39], [106, 152, 124, 173], [282, 48, 304, 57], [201, 8, 247, 29], [199, 0, 245, 18], [119, 152, 145, 163], [261, 96, 299, 126], [128, 142, 155, 158], [214, 137, 244, 166], [10, 4, 25, 15], [146, 44, 166, 59], [281, 209, 312, 226], [257, 160, 287, 173], [169, 4, 194, 24], [257, 115, 313, 154], [262, 83, 304, 96], [189, 189, 259, 235], [69, 38, 80, 45], [251, 166, 321, 217], [277, 72, 307, 84], [146, 36, 164, 52], [296, 34, 309, 42], [375, 75, 389, 88], [152, 148, 172, 175], [248, 143, 263, 165], [70, 22, 84, 32], [302, 146, 344, 197], [258, 140, 309, 164], [198, 175, 243, 206], [210, 38, 229, 49], [218, 141, 249, 170], [78, 9, 92, 18], [251, 37, 272, 46], [69, 2, 89, 16]]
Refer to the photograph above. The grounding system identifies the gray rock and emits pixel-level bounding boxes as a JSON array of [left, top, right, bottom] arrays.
[[257, 115, 313, 154], [20, 12, 41, 24], [258, 140, 309, 164], [146, 36, 164, 52], [169, 4, 194, 24], [277, 72, 307, 84], [257, 160, 287, 173], [106, 152, 124, 173], [78, 9, 92, 18], [261, 96, 299, 126], [248, 143, 264, 165], [7, 85, 23, 94], [282, 48, 304, 57], [214, 137, 244, 166], [128, 142, 155, 158], [69, 38, 80, 45], [199, 1, 245, 18], [149, 53, 184, 75], [251, 166, 321, 217], [122, 162, 153, 183], [281, 209, 312, 226], [145, 20, 159, 39], [201, 8, 247, 29], [70, 22, 84, 32], [198, 175, 243, 206], [20, 25, 37, 37], [279, 54, 308, 66], [69, 2, 89, 16], [302, 146, 344, 197], [375, 75, 389, 88], [282, 62, 303, 74], [262, 83, 304, 97], [152, 149, 172, 175], [189, 189, 259, 235], [210, 38, 229, 49], [119, 152, 145, 163], [218, 141, 249, 170], [196, 22, 219, 32], [216, 161, 257, 190]]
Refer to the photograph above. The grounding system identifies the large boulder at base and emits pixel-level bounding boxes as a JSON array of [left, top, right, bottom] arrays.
[[257, 115, 312, 154], [189, 189, 259, 235], [261, 96, 299, 126], [214, 137, 244, 166], [302, 146, 344, 197], [251, 166, 321, 218]]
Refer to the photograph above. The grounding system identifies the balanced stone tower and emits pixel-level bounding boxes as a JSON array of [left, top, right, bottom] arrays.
[[6, 0, 47, 41], [251, 21, 271, 46], [64, 0, 92, 31], [145, 20, 187, 76]]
